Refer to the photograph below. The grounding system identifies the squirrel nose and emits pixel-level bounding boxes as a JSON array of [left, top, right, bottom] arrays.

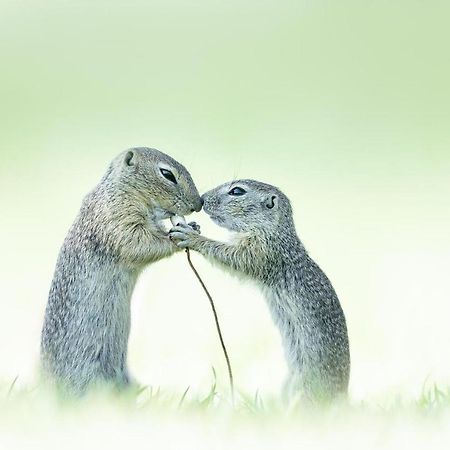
[[191, 197, 203, 213]]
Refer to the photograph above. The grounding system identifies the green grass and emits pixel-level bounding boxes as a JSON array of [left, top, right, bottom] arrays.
[[2, 375, 450, 417], [1, 375, 449, 449]]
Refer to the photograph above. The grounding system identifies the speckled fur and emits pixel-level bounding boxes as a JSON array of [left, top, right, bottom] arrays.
[[41, 147, 202, 394], [170, 180, 350, 403]]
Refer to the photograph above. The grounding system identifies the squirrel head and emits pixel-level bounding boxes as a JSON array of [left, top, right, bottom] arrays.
[[110, 147, 202, 218], [201, 179, 293, 234]]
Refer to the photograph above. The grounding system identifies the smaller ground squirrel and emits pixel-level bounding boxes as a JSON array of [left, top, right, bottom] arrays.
[[41, 147, 202, 393], [170, 180, 350, 403]]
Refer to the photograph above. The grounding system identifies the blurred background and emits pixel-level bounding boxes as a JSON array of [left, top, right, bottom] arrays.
[[0, 0, 449, 403]]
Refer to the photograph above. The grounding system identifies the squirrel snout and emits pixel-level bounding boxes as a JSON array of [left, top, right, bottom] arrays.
[[191, 197, 204, 212]]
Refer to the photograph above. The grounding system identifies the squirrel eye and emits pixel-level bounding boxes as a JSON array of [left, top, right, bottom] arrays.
[[228, 187, 246, 196], [160, 168, 177, 184]]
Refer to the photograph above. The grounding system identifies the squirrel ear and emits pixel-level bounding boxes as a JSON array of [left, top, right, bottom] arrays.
[[124, 150, 136, 167], [265, 194, 278, 210]]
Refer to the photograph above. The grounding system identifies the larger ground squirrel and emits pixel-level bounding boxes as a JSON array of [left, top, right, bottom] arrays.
[[41, 147, 202, 393], [170, 179, 350, 403]]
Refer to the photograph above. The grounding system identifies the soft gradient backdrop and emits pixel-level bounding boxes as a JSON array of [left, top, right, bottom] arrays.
[[1, 0, 449, 404]]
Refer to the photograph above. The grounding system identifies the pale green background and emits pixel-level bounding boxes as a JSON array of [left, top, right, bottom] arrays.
[[1, 0, 449, 401]]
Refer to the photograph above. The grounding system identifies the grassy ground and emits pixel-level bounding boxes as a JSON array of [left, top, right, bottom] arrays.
[[1, 377, 449, 450]]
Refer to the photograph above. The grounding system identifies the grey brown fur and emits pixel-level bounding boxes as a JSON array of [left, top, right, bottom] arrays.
[[170, 180, 350, 403], [41, 147, 202, 393]]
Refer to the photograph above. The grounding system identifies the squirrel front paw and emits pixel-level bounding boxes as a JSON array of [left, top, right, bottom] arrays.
[[187, 221, 201, 233], [169, 224, 201, 249]]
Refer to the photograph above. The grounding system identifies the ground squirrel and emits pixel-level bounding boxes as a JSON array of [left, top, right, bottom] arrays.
[[41, 147, 202, 393], [170, 180, 350, 403]]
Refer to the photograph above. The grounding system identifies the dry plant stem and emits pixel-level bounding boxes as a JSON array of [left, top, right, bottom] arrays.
[[185, 248, 235, 404]]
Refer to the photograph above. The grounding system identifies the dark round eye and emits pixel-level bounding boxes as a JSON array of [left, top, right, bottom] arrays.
[[160, 168, 177, 184], [228, 187, 246, 196]]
